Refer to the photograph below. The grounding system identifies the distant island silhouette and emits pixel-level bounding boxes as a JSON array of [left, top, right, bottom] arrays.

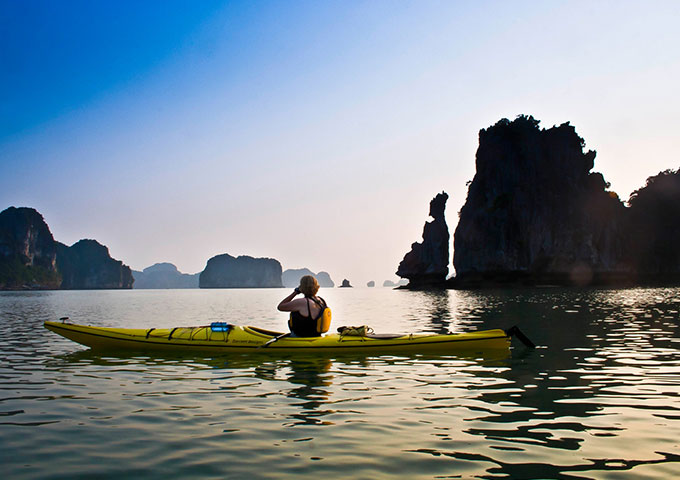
[[199, 253, 283, 288], [132, 263, 200, 289], [383, 279, 408, 287], [282, 268, 335, 288], [132, 264, 337, 290], [0, 206, 337, 290]]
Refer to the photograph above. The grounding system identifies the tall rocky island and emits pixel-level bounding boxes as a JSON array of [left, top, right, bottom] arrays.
[[0, 207, 61, 289], [625, 169, 680, 279], [0, 206, 133, 289], [396, 192, 450, 287], [199, 253, 283, 288], [56, 239, 134, 289], [453, 115, 680, 286]]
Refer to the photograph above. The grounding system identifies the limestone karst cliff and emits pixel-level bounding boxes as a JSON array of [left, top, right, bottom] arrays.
[[626, 168, 680, 279], [452, 115, 630, 286], [0, 207, 61, 289], [396, 192, 450, 287], [199, 254, 283, 288], [57, 239, 134, 289]]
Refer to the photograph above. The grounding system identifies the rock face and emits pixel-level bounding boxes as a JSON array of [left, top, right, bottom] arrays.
[[453, 116, 628, 286], [396, 192, 450, 287], [133, 263, 199, 289], [0, 207, 61, 289], [57, 239, 134, 289], [282, 268, 335, 288], [340, 279, 352, 288], [200, 254, 283, 288], [626, 168, 680, 279]]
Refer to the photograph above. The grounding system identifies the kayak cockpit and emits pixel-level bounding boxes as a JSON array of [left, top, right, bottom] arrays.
[[244, 326, 286, 337]]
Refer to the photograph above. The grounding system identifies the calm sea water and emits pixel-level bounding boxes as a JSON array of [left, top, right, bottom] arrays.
[[1, 287, 679, 479]]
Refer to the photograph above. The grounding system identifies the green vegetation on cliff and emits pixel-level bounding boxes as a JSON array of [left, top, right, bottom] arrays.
[[0, 255, 61, 289]]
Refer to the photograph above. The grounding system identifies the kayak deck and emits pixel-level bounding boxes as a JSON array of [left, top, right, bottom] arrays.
[[44, 320, 512, 354]]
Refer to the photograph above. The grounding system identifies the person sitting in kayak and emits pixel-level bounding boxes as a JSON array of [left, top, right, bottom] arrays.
[[278, 275, 331, 337]]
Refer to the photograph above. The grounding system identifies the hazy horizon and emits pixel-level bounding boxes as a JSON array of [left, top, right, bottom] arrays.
[[2, 1, 679, 285]]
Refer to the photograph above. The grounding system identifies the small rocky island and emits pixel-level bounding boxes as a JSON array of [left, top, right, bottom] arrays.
[[199, 253, 283, 288], [0, 206, 133, 290], [396, 192, 450, 287]]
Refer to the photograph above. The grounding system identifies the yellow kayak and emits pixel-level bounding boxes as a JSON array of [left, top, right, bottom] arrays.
[[44, 320, 521, 354]]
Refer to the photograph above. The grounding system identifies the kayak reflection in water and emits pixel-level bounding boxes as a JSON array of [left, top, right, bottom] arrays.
[[277, 275, 332, 337]]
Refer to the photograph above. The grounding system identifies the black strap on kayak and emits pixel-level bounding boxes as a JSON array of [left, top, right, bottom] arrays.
[[146, 328, 156, 339], [168, 327, 179, 340], [505, 326, 536, 348]]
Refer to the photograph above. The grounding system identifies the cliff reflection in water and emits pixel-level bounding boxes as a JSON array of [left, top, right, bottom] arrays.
[[400, 290, 453, 335], [254, 357, 335, 427]]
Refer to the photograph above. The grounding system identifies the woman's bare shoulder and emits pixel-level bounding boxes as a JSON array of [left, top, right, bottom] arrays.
[[278, 297, 307, 312]]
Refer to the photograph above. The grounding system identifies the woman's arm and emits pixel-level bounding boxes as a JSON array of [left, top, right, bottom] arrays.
[[278, 289, 302, 311]]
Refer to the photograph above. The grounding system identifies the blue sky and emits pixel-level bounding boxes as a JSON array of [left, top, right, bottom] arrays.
[[2, 1, 679, 284]]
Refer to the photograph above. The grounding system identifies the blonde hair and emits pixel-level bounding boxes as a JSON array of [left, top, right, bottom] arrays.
[[299, 275, 320, 297]]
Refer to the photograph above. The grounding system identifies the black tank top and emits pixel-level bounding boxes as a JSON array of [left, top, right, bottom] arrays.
[[289, 297, 327, 337]]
